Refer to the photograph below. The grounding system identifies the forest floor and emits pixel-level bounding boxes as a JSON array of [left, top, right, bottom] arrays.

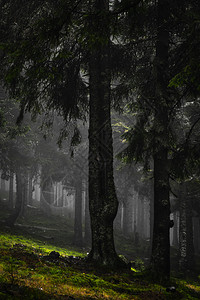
[[0, 203, 200, 299]]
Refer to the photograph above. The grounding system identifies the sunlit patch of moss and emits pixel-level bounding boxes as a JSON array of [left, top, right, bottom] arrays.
[[58, 283, 128, 299], [131, 267, 140, 272], [1, 230, 200, 300], [186, 283, 200, 293], [0, 263, 4, 273], [171, 278, 200, 300], [0, 231, 86, 258]]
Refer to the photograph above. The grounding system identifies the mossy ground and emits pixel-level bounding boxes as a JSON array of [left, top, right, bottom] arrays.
[[0, 202, 200, 299]]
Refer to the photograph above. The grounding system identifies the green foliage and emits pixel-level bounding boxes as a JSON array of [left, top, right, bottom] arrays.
[[117, 124, 152, 173], [0, 0, 89, 126], [1, 257, 22, 284], [169, 63, 200, 93], [168, 3, 200, 96], [133, 258, 145, 272]]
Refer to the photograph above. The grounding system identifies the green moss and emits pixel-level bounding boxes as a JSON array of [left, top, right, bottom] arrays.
[[0, 219, 200, 299]]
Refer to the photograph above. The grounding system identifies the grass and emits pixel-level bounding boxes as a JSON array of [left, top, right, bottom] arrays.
[[0, 229, 200, 299], [0, 201, 200, 299]]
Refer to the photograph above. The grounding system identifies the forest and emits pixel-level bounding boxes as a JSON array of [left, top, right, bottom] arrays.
[[0, 0, 200, 299]]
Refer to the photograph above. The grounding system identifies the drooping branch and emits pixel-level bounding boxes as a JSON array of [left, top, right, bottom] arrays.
[[112, 0, 143, 15], [185, 115, 200, 145]]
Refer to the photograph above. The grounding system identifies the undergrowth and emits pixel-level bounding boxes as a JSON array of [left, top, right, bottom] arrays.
[[0, 229, 200, 299], [0, 203, 200, 299]]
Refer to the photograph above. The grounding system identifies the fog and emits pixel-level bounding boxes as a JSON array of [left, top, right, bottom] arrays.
[[0, 108, 199, 274]]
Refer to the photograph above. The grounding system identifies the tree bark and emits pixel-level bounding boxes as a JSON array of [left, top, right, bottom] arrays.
[[150, 0, 171, 280], [151, 150, 170, 278], [88, 0, 125, 267]]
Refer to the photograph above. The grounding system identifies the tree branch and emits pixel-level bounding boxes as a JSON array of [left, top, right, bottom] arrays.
[[186, 115, 200, 145], [112, 0, 143, 15]]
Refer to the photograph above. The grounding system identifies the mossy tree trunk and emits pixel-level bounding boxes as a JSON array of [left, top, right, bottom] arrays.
[[88, 0, 123, 267], [150, 0, 171, 280]]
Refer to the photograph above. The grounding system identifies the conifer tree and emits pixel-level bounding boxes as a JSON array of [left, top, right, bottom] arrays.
[[0, 0, 128, 267]]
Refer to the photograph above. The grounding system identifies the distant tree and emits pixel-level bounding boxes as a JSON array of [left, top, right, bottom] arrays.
[[73, 172, 83, 247], [0, 96, 33, 224], [170, 100, 200, 273], [178, 182, 195, 273]]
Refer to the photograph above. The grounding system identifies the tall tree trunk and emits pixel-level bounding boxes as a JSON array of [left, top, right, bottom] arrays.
[[88, 0, 125, 267], [122, 197, 133, 237], [6, 169, 24, 226], [9, 172, 14, 209], [172, 211, 179, 248], [179, 183, 195, 273], [40, 166, 52, 216], [138, 195, 144, 239], [28, 173, 33, 206], [21, 172, 28, 216], [1, 175, 6, 191], [193, 217, 200, 254], [150, 0, 171, 280], [133, 191, 138, 242], [151, 150, 170, 278], [122, 203, 128, 237], [149, 186, 154, 252], [74, 175, 83, 246]]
